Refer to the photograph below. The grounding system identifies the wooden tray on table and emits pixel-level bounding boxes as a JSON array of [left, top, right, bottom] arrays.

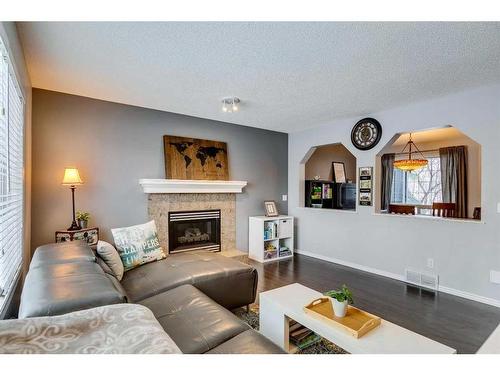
[[303, 297, 381, 338]]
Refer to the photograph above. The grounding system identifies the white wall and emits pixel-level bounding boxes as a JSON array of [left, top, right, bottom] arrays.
[[288, 84, 500, 306]]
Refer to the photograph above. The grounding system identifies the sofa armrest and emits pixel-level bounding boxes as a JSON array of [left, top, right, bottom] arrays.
[[193, 267, 258, 310], [29, 242, 96, 269]]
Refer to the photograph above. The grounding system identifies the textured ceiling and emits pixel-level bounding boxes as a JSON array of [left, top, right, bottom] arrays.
[[17, 22, 500, 133]]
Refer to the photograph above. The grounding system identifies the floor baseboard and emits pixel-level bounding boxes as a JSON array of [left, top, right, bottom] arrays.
[[295, 249, 500, 308]]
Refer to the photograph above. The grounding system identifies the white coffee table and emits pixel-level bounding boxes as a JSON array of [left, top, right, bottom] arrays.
[[259, 283, 456, 354], [477, 323, 500, 353]]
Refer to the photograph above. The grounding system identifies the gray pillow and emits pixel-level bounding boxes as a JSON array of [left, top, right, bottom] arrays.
[[96, 240, 124, 281]]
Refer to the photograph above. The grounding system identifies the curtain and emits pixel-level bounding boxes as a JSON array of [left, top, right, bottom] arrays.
[[439, 146, 468, 218], [380, 153, 395, 211]]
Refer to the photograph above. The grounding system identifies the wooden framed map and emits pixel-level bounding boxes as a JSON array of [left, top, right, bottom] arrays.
[[163, 135, 229, 180]]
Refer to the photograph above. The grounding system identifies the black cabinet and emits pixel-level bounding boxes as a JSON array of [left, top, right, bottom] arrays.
[[305, 180, 334, 209], [305, 180, 356, 210], [334, 182, 356, 210]]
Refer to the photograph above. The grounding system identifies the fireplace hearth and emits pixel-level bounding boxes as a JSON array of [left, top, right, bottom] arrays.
[[168, 209, 221, 254]]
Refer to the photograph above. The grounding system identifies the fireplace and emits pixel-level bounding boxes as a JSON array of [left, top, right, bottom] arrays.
[[168, 209, 221, 254]]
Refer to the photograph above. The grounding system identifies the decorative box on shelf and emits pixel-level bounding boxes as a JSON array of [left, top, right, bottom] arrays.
[[248, 215, 294, 263], [55, 227, 99, 247]]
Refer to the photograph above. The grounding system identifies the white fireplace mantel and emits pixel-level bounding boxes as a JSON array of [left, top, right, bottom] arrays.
[[139, 179, 248, 194]]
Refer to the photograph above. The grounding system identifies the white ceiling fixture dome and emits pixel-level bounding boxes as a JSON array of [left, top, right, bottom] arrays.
[[222, 97, 240, 113]]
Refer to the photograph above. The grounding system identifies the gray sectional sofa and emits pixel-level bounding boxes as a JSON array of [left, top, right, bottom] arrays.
[[19, 242, 284, 354]]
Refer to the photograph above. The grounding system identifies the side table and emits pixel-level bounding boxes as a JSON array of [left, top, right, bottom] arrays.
[[55, 227, 99, 248]]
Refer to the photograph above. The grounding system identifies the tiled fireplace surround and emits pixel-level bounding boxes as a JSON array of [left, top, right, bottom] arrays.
[[147, 193, 236, 253]]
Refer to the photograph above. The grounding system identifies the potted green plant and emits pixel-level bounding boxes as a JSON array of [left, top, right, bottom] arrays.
[[76, 211, 90, 229], [324, 285, 354, 318]]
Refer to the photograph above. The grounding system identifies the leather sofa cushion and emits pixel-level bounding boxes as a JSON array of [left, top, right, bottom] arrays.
[[140, 284, 249, 354], [121, 252, 257, 309], [19, 261, 127, 318], [206, 329, 286, 354], [30, 242, 96, 269], [120, 257, 190, 302]]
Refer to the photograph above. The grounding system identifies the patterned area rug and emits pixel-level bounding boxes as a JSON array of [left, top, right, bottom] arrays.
[[234, 306, 349, 354]]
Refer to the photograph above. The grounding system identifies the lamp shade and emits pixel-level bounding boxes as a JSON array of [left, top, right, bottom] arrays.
[[393, 158, 428, 172], [62, 168, 83, 185], [393, 133, 428, 172]]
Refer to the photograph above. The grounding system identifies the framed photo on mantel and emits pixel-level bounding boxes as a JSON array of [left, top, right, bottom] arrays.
[[358, 167, 373, 206]]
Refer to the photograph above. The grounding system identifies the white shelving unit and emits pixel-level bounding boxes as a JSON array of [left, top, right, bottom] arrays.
[[249, 215, 294, 263]]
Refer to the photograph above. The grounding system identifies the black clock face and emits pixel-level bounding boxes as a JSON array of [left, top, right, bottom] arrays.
[[351, 118, 382, 150]]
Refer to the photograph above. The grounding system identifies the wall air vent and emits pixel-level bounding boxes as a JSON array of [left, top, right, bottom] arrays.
[[405, 269, 421, 285], [405, 268, 439, 291], [420, 273, 439, 290]]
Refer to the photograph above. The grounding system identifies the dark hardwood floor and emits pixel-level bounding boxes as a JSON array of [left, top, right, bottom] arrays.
[[237, 254, 500, 354]]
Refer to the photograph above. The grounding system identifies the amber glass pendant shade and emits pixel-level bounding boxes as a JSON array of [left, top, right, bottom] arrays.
[[393, 158, 428, 171], [393, 133, 428, 172]]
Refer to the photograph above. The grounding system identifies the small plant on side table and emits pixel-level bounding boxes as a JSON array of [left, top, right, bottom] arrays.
[[76, 211, 90, 229], [324, 285, 354, 318]]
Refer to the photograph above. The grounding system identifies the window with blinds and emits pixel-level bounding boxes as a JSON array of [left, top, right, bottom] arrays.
[[0, 37, 24, 305]]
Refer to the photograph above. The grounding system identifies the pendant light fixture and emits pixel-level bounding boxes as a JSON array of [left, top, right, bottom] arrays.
[[393, 133, 428, 172]]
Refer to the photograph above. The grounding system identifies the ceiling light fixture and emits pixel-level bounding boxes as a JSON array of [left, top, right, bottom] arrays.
[[393, 133, 428, 172], [221, 97, 240, 113]]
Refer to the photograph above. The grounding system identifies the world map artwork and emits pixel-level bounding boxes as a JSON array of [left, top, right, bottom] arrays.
[[169, 141, 225, 169], [163, 136, 229, 180]]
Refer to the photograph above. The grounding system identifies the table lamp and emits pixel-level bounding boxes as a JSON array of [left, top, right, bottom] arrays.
[[62, 167, 83, 230]]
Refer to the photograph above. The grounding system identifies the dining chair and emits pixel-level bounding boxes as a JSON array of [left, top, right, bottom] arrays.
[[432, 202, 456, 218], [388, 204, 415, 215]]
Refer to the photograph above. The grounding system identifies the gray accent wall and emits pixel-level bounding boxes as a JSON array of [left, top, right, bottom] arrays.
[[31, 89, 288, 251]]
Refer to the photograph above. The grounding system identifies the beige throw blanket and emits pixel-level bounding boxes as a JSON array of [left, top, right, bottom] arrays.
[[0, 304, 181, 354]]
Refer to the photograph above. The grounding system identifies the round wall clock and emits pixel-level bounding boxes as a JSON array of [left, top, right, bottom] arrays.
[[351, 118, 382, 150]]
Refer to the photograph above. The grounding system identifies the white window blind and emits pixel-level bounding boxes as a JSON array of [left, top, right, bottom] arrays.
[[0, 37, 24, 302]]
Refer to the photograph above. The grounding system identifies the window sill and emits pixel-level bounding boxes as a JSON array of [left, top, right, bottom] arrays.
[[297, 207, 358, 214], [0, 267, 22, 319], [373, 212, 484, 224]]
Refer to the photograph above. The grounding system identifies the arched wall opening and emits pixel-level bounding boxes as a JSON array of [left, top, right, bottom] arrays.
[[375, 125, 482, 220], [299, 142, 357, 211]]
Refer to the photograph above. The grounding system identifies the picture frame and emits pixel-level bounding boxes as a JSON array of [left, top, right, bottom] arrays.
[[264, 201, 279, 217], [359, 167, 371, 177], [332, 162, 347, 183], [359, 179, 372, 189], [163, 135, 229, 180], [358, 166, 373, 206]]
